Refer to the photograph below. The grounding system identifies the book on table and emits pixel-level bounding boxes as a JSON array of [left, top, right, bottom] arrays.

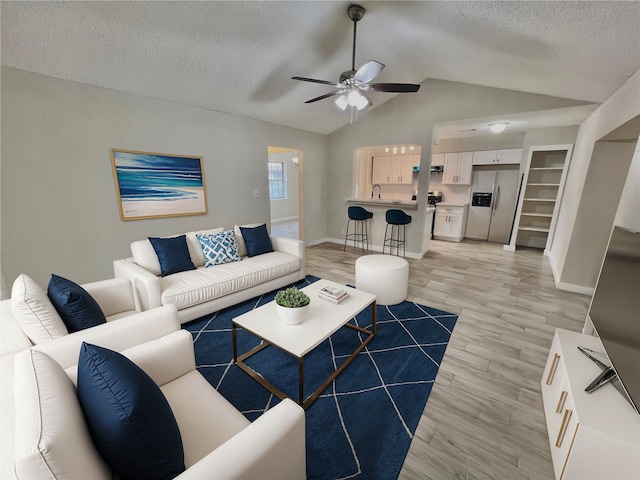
[[319, 285, 349, 303]]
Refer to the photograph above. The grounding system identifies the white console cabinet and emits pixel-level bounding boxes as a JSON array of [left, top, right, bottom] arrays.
[[541, 329, 640, 480]]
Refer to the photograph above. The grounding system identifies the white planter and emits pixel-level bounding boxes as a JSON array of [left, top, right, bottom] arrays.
[[276, 303, 310, 325]]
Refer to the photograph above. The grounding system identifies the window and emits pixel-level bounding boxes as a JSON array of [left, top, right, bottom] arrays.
[[268, 162, 287, 200]]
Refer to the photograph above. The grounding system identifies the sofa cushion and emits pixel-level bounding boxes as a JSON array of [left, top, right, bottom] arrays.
[[10, 273, 68, 344], [13, 349, 111, 480], [197, 229, 241, 267], [240, 223, 274, 257], [77, 342, 185, 480], [149, 235, 197, 277], [234, 223, 261, 257], [159, 251, 302, 310], [47, 274, 107, 333]]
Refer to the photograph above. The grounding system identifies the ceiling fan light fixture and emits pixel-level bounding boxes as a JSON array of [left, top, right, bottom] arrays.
[[355, 93, 369, 111], [335, 95, 349, 110], [347, 89, 362, 107], [489, 122, 509, 133]]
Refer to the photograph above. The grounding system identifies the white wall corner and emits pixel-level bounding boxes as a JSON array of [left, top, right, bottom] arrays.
[[549, 248, 594, 296]]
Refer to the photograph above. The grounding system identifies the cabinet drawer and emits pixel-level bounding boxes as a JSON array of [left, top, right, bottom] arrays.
[[437, 206, 464, 215]]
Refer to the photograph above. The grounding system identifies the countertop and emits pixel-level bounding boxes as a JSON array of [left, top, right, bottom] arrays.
[[346, 197, 418, 209], [435, 202, 469, 208]]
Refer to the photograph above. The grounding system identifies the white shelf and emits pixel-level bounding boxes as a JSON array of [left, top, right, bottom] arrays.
[[508, 145, 573, 252], [518, 226, 550, 232]]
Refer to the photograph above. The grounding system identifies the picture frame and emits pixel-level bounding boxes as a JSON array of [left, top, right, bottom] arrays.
[[111, 149, 208, 221]]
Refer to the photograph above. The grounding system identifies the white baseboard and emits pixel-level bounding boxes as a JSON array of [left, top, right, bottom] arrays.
[[548, 249, 594, 296], [271, 216, 299, 224]]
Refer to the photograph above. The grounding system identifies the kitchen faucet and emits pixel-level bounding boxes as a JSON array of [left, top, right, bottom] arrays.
[[371, 184, 381, 199]]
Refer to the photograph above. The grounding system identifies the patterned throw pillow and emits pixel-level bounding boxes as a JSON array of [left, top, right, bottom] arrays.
[[197, 229, 241, 267]]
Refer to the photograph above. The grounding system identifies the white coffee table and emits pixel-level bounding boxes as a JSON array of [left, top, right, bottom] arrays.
[[232, 279, 376, 409]]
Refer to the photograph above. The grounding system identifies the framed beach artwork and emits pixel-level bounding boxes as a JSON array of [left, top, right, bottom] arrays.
[[111, 149, 208, 221]]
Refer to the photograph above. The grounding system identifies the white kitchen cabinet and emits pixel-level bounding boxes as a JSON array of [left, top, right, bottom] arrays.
[[541, 329, 640, 480], [372, 156, 391, 184], [443, 152, 473, 185], [472, 148, 523, 165], [397, 156, 415, 184], [431, 153, 445, 166], [372, 155, 414, 184], [433, 204, 468, 242]]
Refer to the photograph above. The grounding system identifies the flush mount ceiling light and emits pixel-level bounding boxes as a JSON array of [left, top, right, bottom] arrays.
[[489, 122, 509, 133]]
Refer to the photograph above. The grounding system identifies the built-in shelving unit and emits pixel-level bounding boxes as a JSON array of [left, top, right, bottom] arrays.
[[505, 145, 573, 254]]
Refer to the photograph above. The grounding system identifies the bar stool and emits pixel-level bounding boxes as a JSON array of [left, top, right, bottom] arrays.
[[344, 206, 373, 252], [383, 209, 412, 256]]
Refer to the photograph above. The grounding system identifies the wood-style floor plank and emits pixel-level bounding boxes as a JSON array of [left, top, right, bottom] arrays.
[[305, 239, 590, 479]]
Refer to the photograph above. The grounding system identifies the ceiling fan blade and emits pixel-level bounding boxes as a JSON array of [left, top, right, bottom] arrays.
[[305, 91, 339, 104], [353, 61, 385, 84], [369, 83, 421, 93], [292, 76, 338, 86]]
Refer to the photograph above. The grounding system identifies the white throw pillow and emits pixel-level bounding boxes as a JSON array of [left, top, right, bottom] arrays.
[[132, 228, 224, 273], [10, 274, 68, 344], [234, 223, 262, 257]]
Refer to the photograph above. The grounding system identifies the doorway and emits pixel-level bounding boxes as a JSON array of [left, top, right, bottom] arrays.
[[267, 146, 304, 240]]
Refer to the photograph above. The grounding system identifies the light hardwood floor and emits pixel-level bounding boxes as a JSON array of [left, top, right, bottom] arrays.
[[305, 240, 591, 480]]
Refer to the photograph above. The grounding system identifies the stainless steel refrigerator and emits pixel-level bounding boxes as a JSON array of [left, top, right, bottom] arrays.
[[466, 165, 521, 243]]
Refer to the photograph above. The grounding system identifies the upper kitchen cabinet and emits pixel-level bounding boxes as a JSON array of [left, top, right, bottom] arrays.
[[443, 152, 473, 185], [372, 155, 415, 184], [472, 148, 523, 165]]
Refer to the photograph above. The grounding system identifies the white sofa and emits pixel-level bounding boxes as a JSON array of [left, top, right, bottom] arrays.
[[113, 226, 306, 323], [1, 276, 139, 480], [13, 305, 306, 479]]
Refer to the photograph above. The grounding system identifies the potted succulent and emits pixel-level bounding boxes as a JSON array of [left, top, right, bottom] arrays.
[[275, 287, 311, 325]]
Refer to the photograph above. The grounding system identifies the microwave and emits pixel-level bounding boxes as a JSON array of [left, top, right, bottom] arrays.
[[430, 165, 444, 174]]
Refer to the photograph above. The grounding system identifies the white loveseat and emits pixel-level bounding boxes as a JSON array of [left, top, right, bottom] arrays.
[[113, 226, 306, 323], [13, 305, 306, 479]]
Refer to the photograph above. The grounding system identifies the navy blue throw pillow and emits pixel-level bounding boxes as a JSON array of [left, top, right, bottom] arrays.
[[240, 224, 273, 257], [149, 235, 196, 277], [47, 274, 107, 333], [77, 343, 185, 480]]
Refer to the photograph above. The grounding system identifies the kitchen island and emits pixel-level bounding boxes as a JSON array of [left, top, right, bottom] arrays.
[[345, 198, 434, 256]]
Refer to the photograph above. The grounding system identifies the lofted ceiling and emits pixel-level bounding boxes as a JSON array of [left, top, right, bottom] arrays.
[[2, 1, 639, 135]]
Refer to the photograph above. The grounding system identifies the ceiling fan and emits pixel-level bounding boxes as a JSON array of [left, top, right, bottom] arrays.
[[291, 4, 420, 115]]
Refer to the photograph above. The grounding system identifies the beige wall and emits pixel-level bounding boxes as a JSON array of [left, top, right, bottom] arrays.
[[432, 133, 525, 154], [0, 67, 328, 295], [548, 69, 640, 291], [326, 79, 588, 252], [614, 139, 640, 232]]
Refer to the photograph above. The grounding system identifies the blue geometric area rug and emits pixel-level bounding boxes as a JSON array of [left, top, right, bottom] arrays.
[[184, 276, 458, 480]]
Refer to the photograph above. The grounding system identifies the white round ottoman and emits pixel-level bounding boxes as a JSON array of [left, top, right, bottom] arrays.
[[355, 254, 409, 305]]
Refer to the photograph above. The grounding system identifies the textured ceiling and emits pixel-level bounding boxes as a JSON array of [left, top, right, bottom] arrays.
[[2, 1, 639, 135]]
